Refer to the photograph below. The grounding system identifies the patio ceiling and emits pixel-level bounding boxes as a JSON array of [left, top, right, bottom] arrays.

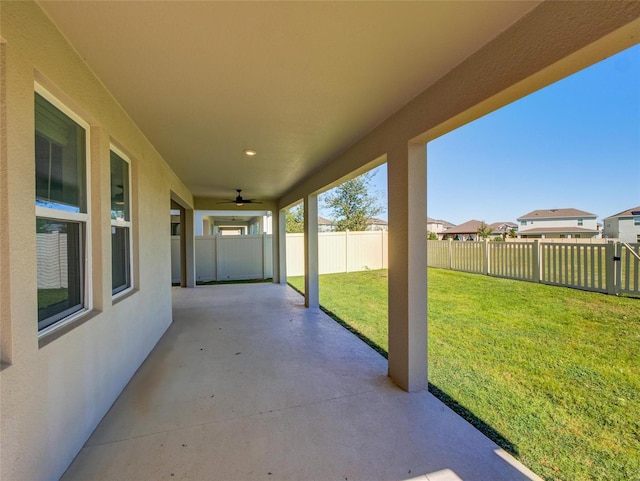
[[38, 1, 540, 200]]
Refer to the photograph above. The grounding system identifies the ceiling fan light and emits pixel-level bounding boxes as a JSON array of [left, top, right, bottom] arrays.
[[243, 149, 257, 156]]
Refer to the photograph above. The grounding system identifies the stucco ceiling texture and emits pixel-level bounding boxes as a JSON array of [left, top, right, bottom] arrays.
[[39, 1, 540, 200]]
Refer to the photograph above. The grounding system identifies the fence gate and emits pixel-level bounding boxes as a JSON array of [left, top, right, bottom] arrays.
[[616, 242, 640, 296]]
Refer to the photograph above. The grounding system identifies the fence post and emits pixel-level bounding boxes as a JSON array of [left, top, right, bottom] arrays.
[[380, 229, 385, 269], [615, 242, 623, 295], [214, 234, 220, 281], [262, 233, 267, 279], [448, 238, 453, 270], [484, 239, 490, 275], [605, 241, 617, 295], [532, 240, 540, 283], [345, 229, 349, 273]]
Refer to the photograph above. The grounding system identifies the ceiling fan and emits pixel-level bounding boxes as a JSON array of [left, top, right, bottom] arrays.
[[217, 189, 262, 206]]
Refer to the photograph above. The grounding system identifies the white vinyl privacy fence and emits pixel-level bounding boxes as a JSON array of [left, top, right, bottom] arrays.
[[427, 239, 640, 297], [171, 230, 388, 283], [171, 235, 273, 283], [36, 232, 68, 288], [285, 230, 388, 276]]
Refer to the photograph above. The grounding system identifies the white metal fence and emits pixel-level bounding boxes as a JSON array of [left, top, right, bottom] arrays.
[[427, 239, 640, 297]]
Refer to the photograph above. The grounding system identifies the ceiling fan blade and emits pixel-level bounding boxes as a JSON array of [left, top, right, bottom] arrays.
[[216, 190, 262, 205]]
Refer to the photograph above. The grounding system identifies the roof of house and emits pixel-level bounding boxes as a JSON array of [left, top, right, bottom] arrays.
[[367, 217, 388, 225], [489, 222, 517, 234], [441, 219, 484, 235], [318, 216, 333, 225], [605, 206, 640, 219], [518, 227, 600, 234], [427, 217, 455, 227], [518, 208, 596, 220]]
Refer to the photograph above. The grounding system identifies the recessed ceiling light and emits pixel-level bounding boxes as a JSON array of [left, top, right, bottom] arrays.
[[244, 149, 257, 156]]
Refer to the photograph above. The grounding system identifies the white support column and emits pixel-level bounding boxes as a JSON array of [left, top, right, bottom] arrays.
[[184, 208, 196, 288], [304, 195, 319, 309], [278, 210, 287, 285], [271, 209, 284, 284], [387, 142, 427, 392], [271, 210, 279, 283]]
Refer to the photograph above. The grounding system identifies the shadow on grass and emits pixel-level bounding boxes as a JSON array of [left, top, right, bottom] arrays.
[[427, 383, 520, 456], [288, 282, 519, 457]]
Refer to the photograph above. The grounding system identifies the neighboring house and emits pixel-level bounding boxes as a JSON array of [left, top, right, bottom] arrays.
[[441, 219, 485, 241], [489, 221, 518, 239], [603, 206, 640, 242], [366, 217, 388, 231], [517, 208, 599, 239], [318, 216, 335, 232], [427, 217, 455, 239]]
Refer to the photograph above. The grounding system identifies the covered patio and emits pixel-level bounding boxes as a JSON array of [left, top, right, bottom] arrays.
[[2, 2, 640, 480], [61, 284, 539, 481]]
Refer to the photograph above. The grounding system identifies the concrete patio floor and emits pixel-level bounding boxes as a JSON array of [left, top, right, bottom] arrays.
[[61, 283, 541, 481]]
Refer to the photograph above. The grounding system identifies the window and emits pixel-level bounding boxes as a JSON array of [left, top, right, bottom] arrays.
[[634, 217, 640, 226], [520, 220, 527, 226], [578, 218, 583, 226], [110, 148, 132, 296], [35, 87, 90, 332]]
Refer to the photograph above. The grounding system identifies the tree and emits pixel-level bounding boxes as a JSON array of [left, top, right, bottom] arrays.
[[285, 204, 304, 233], [477, 221, 492, 239], [322, 172, 384, 231], [428, 231, 438, 240]]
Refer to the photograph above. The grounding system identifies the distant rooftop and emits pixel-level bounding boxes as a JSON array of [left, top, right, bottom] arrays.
[[489, 222, 517, 234], [605, 206, 640, 219], [441, 219, 484, 235], [518, 208, 596, 220], [427, 217, 455, 227]]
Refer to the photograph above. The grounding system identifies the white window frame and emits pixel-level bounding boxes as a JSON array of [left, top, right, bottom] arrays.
[[35, 83, 92, 338], [110, 144, 134, 299]]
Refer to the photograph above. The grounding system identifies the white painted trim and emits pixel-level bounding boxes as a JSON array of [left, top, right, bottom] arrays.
[[109, 146, 134, 296], [35, 206, 89, 223], [34, 83, 93, 329], [37, 307, 89, 339]]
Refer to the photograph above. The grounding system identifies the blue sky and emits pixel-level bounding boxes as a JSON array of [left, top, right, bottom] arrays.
[[325, 43, 640, 225]]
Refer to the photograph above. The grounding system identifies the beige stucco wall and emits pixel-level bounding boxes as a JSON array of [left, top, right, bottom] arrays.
[[0, 3, 193, 480]]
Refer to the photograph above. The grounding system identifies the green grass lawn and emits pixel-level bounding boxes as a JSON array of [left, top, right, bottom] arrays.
[[38, 287, 69, 308], [288, 269, 640, 481]]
